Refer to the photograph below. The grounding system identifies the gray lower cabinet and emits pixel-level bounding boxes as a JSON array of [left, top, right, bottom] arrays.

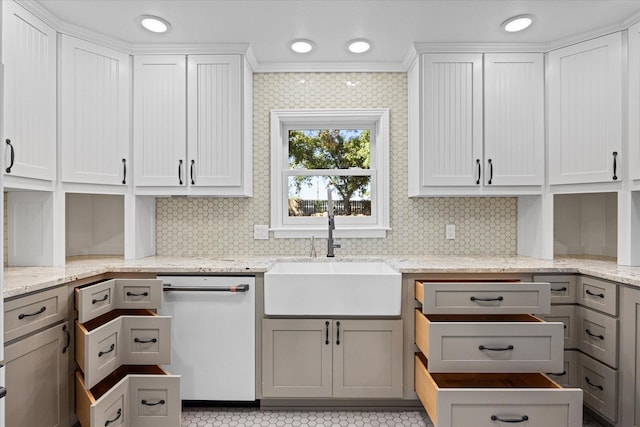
[[262, 318, 403, 399], [5, 321, 70, 427], [620, 286, 640, 426]]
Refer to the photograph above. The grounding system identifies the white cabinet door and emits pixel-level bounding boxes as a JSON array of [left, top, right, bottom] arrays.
[[484, 53, 544, 186], [420, 53, 483, 187], [548, 32, 623, 185], [629, 22, 640, 182], [61, 35, 130, 186], [133, 55, 187, 187], [2, 1, 56, 181], [187, 55, 242, 187]]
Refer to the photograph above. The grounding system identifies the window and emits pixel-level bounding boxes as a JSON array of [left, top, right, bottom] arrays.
[[270, 109, 390, 238]]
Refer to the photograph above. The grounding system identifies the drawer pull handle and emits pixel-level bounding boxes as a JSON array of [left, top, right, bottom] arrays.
[[470, 296, 504, 303], [475, 159, 481, 184], [546, 370, 567, 377], [126, 291, 149, 297], [479, 344, 514, 352], [491, 415, 528, 423], [585, 377, 604, 391], [134, 337, 158, 344], [336, 321, 341, 346], [585, 289, 605, 298], [141, 399, 166, 406], [98, 343, 115, 357], [551, 286, 567, 292], [18, 306, 46, 320], [585, 329, 605, 340], [62, 324, 71, 354], [5, 139, 15, 173], [92, 294, 109, 304], [325, 321, 330, 345], [104, 409, 122, 426]]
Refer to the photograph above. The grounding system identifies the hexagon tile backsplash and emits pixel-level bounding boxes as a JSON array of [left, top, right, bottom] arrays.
[[155, 73, 517, 257]]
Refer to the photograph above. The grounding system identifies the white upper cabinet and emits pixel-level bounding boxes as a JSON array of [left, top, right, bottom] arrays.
[[134, 53, 251, 196], [548, 32, 623, 186], [2, 0, 56, 184], [408, 51, 544, 196], [629, 22, 640, 183], [61, 35, 130, 186]]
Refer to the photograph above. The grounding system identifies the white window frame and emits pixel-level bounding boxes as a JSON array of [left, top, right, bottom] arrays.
[[270, 108, 390, 238]]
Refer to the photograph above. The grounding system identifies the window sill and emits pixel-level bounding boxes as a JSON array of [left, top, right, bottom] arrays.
[[272, 227, 390, 239]]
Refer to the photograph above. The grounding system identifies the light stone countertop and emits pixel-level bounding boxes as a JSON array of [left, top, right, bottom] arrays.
[[5, 254, 640, 299]]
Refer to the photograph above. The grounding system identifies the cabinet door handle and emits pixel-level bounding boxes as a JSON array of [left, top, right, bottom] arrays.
[[479, 344, 514, 352], [325, 321, 330, 345], [585, 289, 605, 298], [62, 324, 71, 354], [475, 159, 481, 185], [546, 370, 567, 377], [104, 409, 122, 426], [5, 139, 15, 173], [18, 306, 46, 320], [134, 337, 158, 344], [487, 159, 493, 184], [178, 159, 184, 185], [612, 151, 618, 180], [92, 294, 109, 304], [336, 321, 341, 345], [491, 415, 528, 423], [470, 296, 504, 303], [126, 291, 149, 297], [551, 286, 567, 292], [190, 159, 195, 185], [98, 343, 115, 357], [585, 329, 605, 340], [585, 376, 604, 391], [141, 399, 165, 406], [122, 159, 127, 184]]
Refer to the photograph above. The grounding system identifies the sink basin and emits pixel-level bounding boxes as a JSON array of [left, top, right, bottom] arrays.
[[264, 261, 401, 316]]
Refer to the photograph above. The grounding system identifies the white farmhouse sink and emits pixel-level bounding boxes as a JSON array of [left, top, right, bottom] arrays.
[[264, 261, 401, 316]]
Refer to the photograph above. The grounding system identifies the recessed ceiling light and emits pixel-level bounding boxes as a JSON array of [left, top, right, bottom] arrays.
[[347, 39, 371, 54], [138, 15, 171, 33], [501, 15, 534, 33], [290, 39, 314, 54]]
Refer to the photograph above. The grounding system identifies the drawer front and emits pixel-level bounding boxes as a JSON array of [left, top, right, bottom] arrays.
[[76, 370, 128, 427], [533, 275, 577, 304], [577, 306, 618, 368], [116, 279, 162, 311], [76, 280, 117, 323], [537, 305, 579, 349], [122, 315, 172, 365], [78, 318, 121, 389], [414, 355, 583, 427], [578, 352, 618, 423], [578, 276, 618, 316], [128, 374, 181, 427], [414, 310, 564, 373], [546, 350, 579, 388], [416, 281, 551, 315], [5, 285, 68, 342]]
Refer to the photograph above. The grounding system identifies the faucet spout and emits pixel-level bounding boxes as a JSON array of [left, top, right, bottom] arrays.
[[326, 187, 340, 257]]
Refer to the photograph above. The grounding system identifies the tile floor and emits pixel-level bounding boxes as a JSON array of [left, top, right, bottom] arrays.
[[181, 407, 606, 427]]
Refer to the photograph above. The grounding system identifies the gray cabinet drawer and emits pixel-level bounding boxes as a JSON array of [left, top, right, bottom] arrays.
[[546, 350, 579, 388], [5, 285, 68, 342], [578, 276, 618, 316], [76, 279, 162, 323], [416, 281, 551, 315], [533, 275, 577, 304], [537, 305, 579, 349], [578, 352, 618, 423], [577, 306, 618, 368]]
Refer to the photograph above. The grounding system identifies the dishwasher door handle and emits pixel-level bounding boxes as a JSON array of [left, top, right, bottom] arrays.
[[163, 284, 250, 293]]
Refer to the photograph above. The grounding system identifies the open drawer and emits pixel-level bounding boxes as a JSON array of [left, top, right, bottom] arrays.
[[76, 366, 180, 427], [415, 309, 564, 373], [415, 353, 583, 427], [415, 280, 551, 315], [76, 309, 171, 389]]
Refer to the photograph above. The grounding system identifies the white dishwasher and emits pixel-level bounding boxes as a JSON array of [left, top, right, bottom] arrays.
[[158, 275, 256, 401]]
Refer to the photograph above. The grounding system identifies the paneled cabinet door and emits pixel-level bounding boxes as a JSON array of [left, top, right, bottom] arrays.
[[629, 21, 640, 182], [420, 53, 483, 186], [484, 53, 544, 186], [187, 55, 242, 187], [548, 32, 623, 185], [620, 286, 640, 426], [133, 55, 187, 187], [61, 35, 130, 185], [2, 0, 56, 181]]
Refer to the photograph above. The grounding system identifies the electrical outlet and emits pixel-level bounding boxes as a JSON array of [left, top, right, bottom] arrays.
[[445, 224, 456, 240], [254, 225, 269, 240]]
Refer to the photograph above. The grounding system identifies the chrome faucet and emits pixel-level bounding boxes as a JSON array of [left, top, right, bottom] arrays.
[[327, 187, 340, 257]]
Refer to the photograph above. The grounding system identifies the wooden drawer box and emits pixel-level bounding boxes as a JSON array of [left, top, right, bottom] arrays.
[[76, 279, 162, 323], [577, 352, 618, 423], [414, 309, 564, 373], [5, 285, 68, 343], [415, 281, 551, 315], [75, 366, 180, 427], [76, 309, 172, 389], [577, 306, 618, 368], [415, 353, 583, 427], [578, 276, 618, 316]]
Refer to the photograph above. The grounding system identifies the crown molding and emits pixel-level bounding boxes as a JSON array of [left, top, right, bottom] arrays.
[[411, 42, 548, 53], [130, 43, 251, 56], [254, 61, 405, 73]]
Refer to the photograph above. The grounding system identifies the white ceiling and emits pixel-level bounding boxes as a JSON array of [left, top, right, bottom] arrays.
[[32, 0, 640, 68]]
